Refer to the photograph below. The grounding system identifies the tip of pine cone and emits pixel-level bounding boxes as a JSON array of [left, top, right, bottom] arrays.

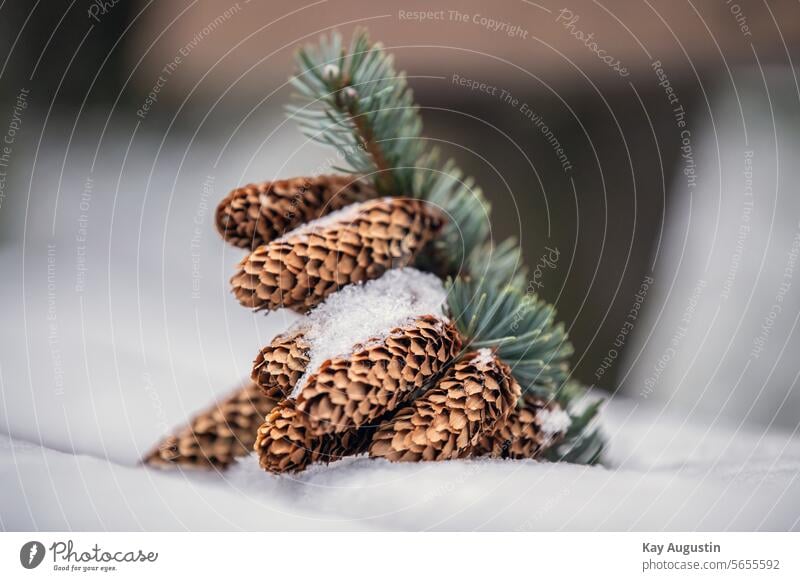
[[141, 438, 179, 467]]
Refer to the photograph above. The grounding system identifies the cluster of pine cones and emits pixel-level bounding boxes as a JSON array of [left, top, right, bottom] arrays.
[[145, 175, 572, 473]]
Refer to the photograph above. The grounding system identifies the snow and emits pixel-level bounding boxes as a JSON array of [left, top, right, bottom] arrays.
[[3, 397, 800, 530], [0, 434, 358, 531], [290, 268, 447, 396], [537, 407, 572, 436], [274, 197, 392, 242], [470, 348, 495, 366]]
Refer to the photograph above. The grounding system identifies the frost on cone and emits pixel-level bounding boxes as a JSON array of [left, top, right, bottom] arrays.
[[230, 197, 444, 313], [368, 350, 521, 462], [252, 329, 310, 397], [470, 394, 569, 459], [215, 175, 375, 249], [293, 315, 461, 434], [144, 381, 279, 470], [255, 399, 373, 473]]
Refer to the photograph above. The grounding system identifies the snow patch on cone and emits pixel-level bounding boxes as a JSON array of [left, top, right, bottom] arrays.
[[537, 407, 572, 436], [290, 268, 448, 397], [470, 348, 495, 366], [274, 196, 393, 242]]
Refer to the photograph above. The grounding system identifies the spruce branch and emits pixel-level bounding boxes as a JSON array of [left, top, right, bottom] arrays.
[[544, 381, 606, 465], [412, 151, 495, 277], [466, 237, 527, 291], [289, 28, 423, 195], [446, 276, 573, 392], [289, 29, 497, 278]]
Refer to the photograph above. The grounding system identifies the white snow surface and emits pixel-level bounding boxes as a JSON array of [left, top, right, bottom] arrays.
[[2, 397, 800, 530], [290, 268, 447, 396]]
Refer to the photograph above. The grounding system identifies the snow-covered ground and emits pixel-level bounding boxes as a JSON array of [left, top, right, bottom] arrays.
[[2, 395, 799, 531]]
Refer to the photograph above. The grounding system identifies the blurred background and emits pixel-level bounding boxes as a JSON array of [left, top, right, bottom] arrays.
[[1, 0, 799, 464]]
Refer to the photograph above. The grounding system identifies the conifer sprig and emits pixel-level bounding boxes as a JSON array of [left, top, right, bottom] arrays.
[[465, 237, 527, 292], [545, 381, 605, 465], [289, 29, 423, 195], [412, 151, 496, 277], [289, 29, 494, 277], [446, 277, 573, 393]]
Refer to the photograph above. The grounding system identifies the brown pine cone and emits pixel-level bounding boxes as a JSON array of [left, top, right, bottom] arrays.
[[230, 197, 444, 313], [255, 399, 374, 473], [144, 380, 279, 470], [369, 351, 521, 462], [293, 315, 461, 435], [470, 395, 568, 460], [216, 175, 375, 249], [251, 328, 311, 397]]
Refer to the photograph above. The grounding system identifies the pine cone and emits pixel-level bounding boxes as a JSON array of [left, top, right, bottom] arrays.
[[368, 351, 521, 462], [293, 315, 461, 434], [230, 197, 444, 313], [144, 381, 279, 470], [216, 175, 375, 249], [470, 395, 567, 459], [255, 399, 374, 473], [251, 328, 310, 397]]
